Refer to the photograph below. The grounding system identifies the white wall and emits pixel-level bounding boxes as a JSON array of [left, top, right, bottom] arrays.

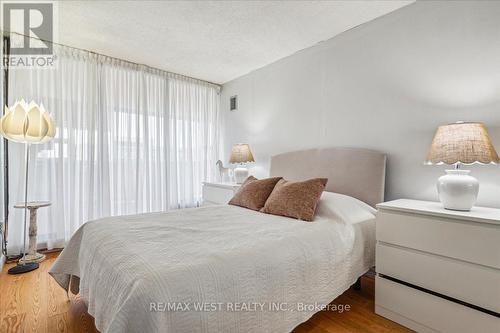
[[221, 1, 500, 208]]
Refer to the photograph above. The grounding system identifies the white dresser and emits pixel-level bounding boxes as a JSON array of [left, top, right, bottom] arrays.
[[375, 199, 500, 333], [202, 182, 240, 205]]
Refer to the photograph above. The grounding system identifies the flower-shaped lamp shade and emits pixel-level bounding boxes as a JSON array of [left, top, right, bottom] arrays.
[[0, 100, 56, 144], [426, 122, 499, 165], [229, 143, 255, 164]]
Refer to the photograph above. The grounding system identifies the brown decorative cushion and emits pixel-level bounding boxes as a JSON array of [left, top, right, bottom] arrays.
[[228, 176, 283, 211], [260, 178, 328, 221]]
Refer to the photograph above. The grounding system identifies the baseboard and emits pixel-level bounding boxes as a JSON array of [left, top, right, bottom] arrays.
[[0, 254, 5, 272]]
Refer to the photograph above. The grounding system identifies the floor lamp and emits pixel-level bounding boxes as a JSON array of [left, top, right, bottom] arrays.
[[0, 100, 55, 274]]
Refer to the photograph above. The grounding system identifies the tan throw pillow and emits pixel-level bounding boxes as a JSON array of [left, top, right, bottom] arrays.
[[260, 178, 328, 221], [228, 176, 283, 211]]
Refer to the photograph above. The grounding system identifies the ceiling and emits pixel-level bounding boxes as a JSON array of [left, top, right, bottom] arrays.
[[53, 1, 414, 84]]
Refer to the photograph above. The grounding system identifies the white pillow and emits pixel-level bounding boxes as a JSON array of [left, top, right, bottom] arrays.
[[316, 191, 376, 224]]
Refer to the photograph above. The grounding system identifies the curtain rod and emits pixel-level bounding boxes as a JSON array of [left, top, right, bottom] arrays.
[[2, 31, 222, 88]]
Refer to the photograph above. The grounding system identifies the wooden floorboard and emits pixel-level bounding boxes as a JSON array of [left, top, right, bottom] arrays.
[[0, 252, 413, 333]]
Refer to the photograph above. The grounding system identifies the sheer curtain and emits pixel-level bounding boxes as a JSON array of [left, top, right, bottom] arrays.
[[0, 33, 5, 256], [7, 43, 221, 253]]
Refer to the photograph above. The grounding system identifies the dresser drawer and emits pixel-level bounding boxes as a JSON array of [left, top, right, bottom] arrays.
[[375, 276, 500, 333], [376, 243, 500, 313], [202, 185, 235, 204], [376, 210, 500, 269]]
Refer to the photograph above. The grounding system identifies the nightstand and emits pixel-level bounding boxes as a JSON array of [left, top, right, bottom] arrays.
[[202, 182, 240, 205], [375, 199, 500, 333]]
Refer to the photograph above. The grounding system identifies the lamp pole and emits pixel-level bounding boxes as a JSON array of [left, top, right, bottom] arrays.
[[7, 142, 38, 273], [21, 143, 30, 265]]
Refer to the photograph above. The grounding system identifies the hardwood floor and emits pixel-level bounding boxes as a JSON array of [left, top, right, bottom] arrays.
[[0, 252, 412, 333]]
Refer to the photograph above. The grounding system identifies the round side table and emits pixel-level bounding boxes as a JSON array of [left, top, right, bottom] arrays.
[[14, 201, 51, 263]]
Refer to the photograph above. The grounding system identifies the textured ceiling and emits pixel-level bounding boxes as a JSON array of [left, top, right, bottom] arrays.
[[53, 1, 414, 84]]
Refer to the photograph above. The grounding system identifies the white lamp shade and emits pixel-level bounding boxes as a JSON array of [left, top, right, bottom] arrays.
[[0, 100, 56, 144]]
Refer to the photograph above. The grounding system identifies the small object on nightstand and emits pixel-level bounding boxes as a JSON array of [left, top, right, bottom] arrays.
[[202, 182, 241, 205], [425, 121, 499, 211], [229, 144, 255, 184], [215, 160, 232, 182], [14, 201, 51, 264], [375, 199, 500, 333]]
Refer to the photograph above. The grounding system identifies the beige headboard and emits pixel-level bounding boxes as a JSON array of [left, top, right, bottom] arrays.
[[270, 147, 387, 207]]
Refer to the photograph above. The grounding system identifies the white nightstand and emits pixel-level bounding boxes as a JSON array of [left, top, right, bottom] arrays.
[[202, 182, 240, 205], [375, 199, 500, 333]]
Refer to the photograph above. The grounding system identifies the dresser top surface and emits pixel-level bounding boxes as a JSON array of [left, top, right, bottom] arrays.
[[377, 199, 500, 225], [203, 182, 241, 189]]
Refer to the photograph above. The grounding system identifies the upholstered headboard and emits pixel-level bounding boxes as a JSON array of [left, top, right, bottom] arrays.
[[270, 147, 387, 207]]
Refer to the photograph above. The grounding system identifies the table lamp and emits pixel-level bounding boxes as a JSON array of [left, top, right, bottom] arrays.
[[0, 100, 56, 274], [425, 121, 499, 211], [229, 143, 255, 184]]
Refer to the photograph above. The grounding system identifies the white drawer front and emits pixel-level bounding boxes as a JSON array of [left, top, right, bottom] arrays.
[[376, 211, 500, 269], [202, 185, 235, 205], [376, 243, 500, 313], [375, 276, 500, 333]]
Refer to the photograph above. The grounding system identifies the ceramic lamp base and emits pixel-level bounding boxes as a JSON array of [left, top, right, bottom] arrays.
[[437, 169, 479, 211], [234, 167, 249, 184]]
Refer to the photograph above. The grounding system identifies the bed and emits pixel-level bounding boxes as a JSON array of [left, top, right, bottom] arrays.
[[49, 147, 387, 333]]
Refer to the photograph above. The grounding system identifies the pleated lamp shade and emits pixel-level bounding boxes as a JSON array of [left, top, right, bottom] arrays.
[[426, 122, 499, 165], [229, 144, 255, 164], [0, 100, 56, 144]]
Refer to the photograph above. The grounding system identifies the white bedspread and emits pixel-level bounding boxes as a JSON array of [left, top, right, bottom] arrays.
[[49, 204, 375, 333]]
